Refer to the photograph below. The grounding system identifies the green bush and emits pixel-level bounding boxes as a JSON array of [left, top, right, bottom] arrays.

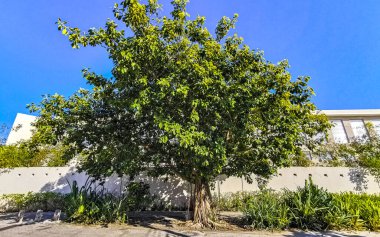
[[284, 178, 332, 230], [126, 181, 155, 211], [64, 179, 129, 224], [244, 190, 290, 230], [214, 191, 255, 211], [0, 192, 65, 212], [326, 193, 380, 231], [215, 178, 380, 231], [64, 179, 158, 224]]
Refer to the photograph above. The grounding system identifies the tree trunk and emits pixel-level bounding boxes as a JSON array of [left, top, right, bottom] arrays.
[[192, 179, 215, 227]]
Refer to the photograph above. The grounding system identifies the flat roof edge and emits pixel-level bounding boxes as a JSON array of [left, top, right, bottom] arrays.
[[321, 109, 380, 117]]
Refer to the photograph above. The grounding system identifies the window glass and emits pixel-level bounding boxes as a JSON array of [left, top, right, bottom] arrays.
[[330, 120, 348, 144], [350, 120, 368, 140]]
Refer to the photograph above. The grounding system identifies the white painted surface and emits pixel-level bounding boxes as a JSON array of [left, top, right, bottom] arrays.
[[6, 113, 37, 145], [330, 120, 348, 144], [0, 167, 379, 205], [322, 109, 380, 117]]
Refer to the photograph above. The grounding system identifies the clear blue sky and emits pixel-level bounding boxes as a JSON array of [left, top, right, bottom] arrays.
[[1, 0, 380, 128]]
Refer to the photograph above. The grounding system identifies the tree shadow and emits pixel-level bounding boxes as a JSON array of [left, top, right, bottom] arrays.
[[126, 211, 186, 227], [283, 230, 370, 237], [144, 224, 203, 237], [135, 176, 190, 209], [39, 166, 87, 193], [39, 168, 190, 210], [0, 212, 18, 223], [0, 211, 55, 232], [348, 167, 369, 192]]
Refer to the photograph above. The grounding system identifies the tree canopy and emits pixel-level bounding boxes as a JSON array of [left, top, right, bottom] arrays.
[[29, 0, 329, 226]]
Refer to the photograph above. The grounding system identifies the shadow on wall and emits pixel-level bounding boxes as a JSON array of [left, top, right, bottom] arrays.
[[39, 166, 88, 194], [348, 167, 369, 192], [283, 230, 367, 237], [135, 175, 190, 208], [0, 168, 11, 175], [39, 168, 190, 208]]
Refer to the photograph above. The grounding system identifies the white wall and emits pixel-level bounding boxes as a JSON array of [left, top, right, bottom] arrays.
[[6, 113, 37, 145], [0, 167, 379, 207], [0, 167, 190, 207]]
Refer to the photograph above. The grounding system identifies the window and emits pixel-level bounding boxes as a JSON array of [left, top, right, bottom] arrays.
[[371, 119, 380, 137], [330, 120, 348, 144], [350, 120, 368, 140]]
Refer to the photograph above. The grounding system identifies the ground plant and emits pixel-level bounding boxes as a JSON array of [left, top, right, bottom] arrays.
[[214, 191, 255, 212], [215, 179, 380, 231], [284, 178, 332, 230], [64, 179, 158, 224], [0, 192, 65, 212], [244, 190, 290, 230]]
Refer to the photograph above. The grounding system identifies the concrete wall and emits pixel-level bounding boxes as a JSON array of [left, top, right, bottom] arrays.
[[1, 167, 379, 206], [6, 113, 37, 145], [0, 167, 190, 207]]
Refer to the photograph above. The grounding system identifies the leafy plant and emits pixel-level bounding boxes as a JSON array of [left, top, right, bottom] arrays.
[[64, 179, 158, 224], [126, 181, 155, 211], [244, 190, 290, 230], [285, 178, 332, 230], [326, 193, 380, 231], [0, 192, 65, 212], [64, 178, 127, 224], [214, 192, 255, 212]]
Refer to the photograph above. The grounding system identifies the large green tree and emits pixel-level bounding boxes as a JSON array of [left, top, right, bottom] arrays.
[[29, 0, 329, 226]]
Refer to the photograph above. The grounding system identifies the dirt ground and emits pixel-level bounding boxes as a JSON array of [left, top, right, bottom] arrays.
[[0, 211, 379, 237]]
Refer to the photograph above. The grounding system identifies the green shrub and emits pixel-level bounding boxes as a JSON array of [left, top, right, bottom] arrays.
[[0, 143, 69, 168], [285, 178, 332, 230], [214, 192, 255, 211], [326, 193, 380, 231], [64, 178, 129, 224], [64, 179, 158, 224], [0, 192, 65, 212], [126, 181, 155, 211], [244, 190, 290, 230]]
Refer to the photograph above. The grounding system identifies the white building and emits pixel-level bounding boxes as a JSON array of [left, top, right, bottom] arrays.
[[6, 113, 37, 145], [6, 109, 380, 147], [323, 109, 380, 144]]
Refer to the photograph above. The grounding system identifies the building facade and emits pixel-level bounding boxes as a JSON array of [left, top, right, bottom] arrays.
[[6, 109, 380, 147], [323, 109, 380, 144]]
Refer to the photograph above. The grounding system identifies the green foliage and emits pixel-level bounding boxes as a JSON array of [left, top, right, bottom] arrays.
[[0, 143, 69, 168], [64, 179, 127, 224], [285, 178, 332, 230], [316, 122, 380, 179], [64, 179, 157, 224], [125, 181, 155, 211], [29, 0, 329, 224], [216, 180, 380, 231], [244, 190, 290, 230], [214, 191, 255, 211], [0, 145, 36, 168], [291, 152, 312, 167], [0, 192, 65, 212], [326, 193, 380, 231]]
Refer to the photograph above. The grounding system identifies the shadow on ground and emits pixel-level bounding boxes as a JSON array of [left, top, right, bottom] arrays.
[[283, 230, 370, 237], [0, 212, 56, 232]]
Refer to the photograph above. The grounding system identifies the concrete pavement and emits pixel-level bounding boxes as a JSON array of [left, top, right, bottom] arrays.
[[0, 212, 379, 237]]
